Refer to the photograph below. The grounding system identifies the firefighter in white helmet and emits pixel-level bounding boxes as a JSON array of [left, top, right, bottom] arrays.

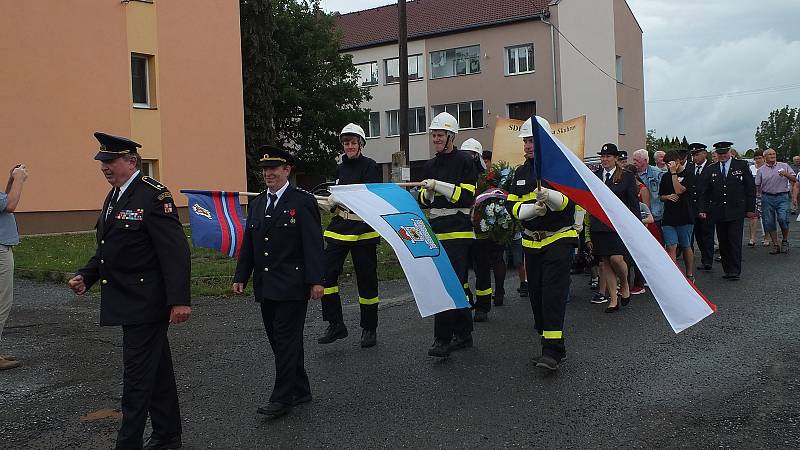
[[418, 112, 478, 357], [504, 116, 580, 370], [316, 123, 383, 348], [459, 137, 498, 322]]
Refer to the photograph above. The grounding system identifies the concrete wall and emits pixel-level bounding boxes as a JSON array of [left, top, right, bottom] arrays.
[[553, 0, 620, 154], [348, 41, 430, 164], [614, 0, 646, 152], [0, 0, 245, 233], [425, 20, 556, 155]]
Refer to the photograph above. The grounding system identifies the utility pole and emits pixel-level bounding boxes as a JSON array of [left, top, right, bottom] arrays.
[[396, 0, 410, 182]]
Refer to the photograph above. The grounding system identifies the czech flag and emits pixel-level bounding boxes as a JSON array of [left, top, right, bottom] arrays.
[[531, 116, 715, 333], [180, 190, 246, 259]]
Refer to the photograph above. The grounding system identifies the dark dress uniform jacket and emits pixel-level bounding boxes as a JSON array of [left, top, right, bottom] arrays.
[[325, 154, 382, 246], [589, 167, 640, 233], [698, 159, 756, 222], [78, 174, 191, 326], [234, 185, 324, 301], [506, 158, 578, 254], [417, 148, 478, 238], [686, 161, 710, 217]]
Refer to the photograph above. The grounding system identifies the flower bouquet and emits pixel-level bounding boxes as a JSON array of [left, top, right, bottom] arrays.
[[471, 161, 518, 244]]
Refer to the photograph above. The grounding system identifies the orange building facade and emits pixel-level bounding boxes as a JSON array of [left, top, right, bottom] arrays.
[[0, 0, 246, 233]]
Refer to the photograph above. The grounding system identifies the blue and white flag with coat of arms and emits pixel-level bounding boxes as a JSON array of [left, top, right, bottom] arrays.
[[329, 183, 470, 317]]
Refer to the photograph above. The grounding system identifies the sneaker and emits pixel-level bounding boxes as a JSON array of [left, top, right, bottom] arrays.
[[590, 292, 608, 304], [630, 286, 646, 295], [428, 339, 451, 358], [317, 321, 348, 344], [782, 240, 790, 253], [589, 276, 599, 290], [517, 282, 528, 297]]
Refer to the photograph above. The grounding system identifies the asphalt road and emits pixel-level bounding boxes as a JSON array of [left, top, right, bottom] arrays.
[[1, 237, 799, 449]]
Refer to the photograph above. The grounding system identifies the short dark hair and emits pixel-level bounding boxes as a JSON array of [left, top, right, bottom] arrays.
[[663, 149, 679, 163], [753, 149, 764, 157]]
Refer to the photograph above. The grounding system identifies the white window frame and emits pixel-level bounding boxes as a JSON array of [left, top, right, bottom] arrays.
[[618, 107, 625, 135], [356, 61, 378, 87], [366, 111, 381, 139], [384, 54, 424, 85], [386, 107, 426, 137], [131, 54, 150, 108], [141, 159, 157, 177], [505, 44, 535, 76], [615, 55, 623, 83], [429, 45, 481, 80], [431, 100, 484, 130]]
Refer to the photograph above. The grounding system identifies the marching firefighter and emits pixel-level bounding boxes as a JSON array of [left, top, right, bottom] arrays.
[[460, 138, 495, 322], [317, 124, 383, 348], [418, 112, 478, 358], [506, 117, 580, 371]]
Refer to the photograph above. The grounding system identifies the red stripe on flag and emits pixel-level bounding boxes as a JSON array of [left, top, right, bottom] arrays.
[[211, 192, 232, 256], [548, 181, 615, 230], [225, 192, 244, 260]]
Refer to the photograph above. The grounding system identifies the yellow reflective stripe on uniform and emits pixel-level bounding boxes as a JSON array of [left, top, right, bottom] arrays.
[[323, 286, 339, 295], [512, 202, 523, 219], [555, 194, 569, 211], [463, 283, 470, 289], [450, 186, 462, 202], [542, 330, 563, 339], [323, 230, 380, 241], [476, 287, 493, 296], [521, 229, 579, 249], [459, 183, 476, 194], [509, 192, 537, 203], [358, 296, 380, 305], [436, 231, 476, 240]]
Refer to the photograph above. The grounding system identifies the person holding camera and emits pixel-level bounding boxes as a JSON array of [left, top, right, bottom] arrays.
[[0, 163, 28, 370]]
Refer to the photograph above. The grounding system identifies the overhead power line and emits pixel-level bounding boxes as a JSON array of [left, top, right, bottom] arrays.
[[646, 83, 800, 104]]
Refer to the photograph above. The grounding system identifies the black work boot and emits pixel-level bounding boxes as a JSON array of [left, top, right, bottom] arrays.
[[448, 333, 473, 352], [473, 310, 488, 322], [535, 354, 559, 371], [493, 288, 505, 306], [317, 321, 348, 344], [428, 339, 451, 357], [517, 281, 528, 297], [360, 329, 377, 348]]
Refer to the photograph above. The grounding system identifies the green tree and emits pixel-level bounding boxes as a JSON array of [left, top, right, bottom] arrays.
[[240, 0, 372, 191], [755, 106, 800, 160]]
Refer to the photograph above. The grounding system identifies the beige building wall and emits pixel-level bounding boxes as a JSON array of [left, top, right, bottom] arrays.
[[614, 0, 646, 152], [0, 0, 245, 234], [553, 0, 620, 154], [348, 41, 430, 164], [426, 21, 557, 156]]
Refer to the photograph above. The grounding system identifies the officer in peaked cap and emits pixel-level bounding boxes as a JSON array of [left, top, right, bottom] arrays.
[[686, 143, 714, 270], [69, 132, 191, 450], [696, 141, 756, 280], [233, 144, 324, 419]]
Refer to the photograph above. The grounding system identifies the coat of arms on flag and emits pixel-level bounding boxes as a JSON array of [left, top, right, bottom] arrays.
[[180, 190, 246, 259], [382, 213, 440, 257]]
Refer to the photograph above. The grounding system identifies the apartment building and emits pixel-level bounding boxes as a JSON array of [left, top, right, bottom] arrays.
[[1, 0, 246, 233], [335, 0, 645, 175]]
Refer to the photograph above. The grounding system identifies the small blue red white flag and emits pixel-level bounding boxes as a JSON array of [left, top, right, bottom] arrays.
[[180, 190, 246, 259], [530, 116, 716, 333]]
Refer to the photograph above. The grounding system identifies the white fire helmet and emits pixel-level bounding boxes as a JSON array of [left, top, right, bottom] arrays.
[[429, 112, 459, 134], [340, 123, 366, 146], [461, 138, 486, 170]]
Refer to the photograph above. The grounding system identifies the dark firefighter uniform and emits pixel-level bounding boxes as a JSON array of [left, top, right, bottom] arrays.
[[320, 154, 382, 341], [418, 148, 478, 351], [76, 133, 190, 449], [234, 146, 324, 414], [697, 143, 755, 279], [506, 158, 578, 364]]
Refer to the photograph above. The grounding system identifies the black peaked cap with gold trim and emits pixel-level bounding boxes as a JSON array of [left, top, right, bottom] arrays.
[[258, 144, 295, 167], [93, 132, 142, 161]]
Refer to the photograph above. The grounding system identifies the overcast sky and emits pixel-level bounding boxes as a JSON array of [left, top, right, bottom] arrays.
[[320, 0, 800, 150]]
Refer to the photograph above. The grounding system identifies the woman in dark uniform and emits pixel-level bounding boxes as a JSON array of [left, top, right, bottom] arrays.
[[586, 144, 640, 312]]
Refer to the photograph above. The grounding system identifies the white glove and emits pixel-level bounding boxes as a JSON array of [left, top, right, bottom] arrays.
[[536, 188, 566, 211], [328, 193, 340, 208], [518, 202, 547, 220], [421, 179, 437, 190], [432, 180, 456, 199], [316, 194, 337, 212], [573, 208, 586, 232]]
